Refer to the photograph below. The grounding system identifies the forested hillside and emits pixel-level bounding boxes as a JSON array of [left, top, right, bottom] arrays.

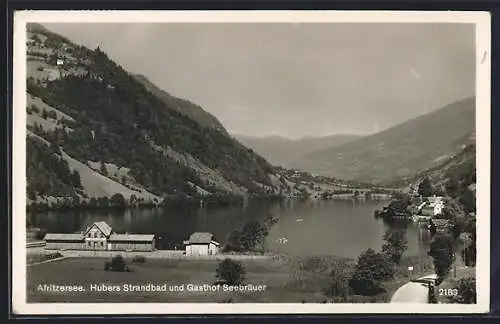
[[26, 135, 83, 200], [133, 74, 229, 135], [411, 143, 476, 214], [25, 23, 282, 209]]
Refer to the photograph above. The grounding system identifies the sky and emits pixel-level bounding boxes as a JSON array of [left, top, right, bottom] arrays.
[[44, 22, 476, 139]]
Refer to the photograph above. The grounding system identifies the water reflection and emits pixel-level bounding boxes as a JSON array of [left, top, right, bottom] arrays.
[[29, 199, 430, 259]]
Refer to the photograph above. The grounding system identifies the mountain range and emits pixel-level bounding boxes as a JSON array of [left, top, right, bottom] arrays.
[[25, 23, 284, 208], [292, 97, 475, 185], [235, 134, 361, 168], [24, 23, 476, 208], [294, 98, 475, 183]]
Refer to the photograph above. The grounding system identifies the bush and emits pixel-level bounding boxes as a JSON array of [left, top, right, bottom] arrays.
[[450, 277, 476, 304], [108, 254, 127, 272], [47, 252, 63, 259], [322, 260, 353, 299], [132, 255, 146, 263], [35, 229, 48, 241], [348, 249, 395, 296], [381, 228, 408, 265], [110, 193, 127, 208], [215, 258, 245, 285], [428, 234, 455, 285], [462, 240, 476, 266], [224, 230, 244, 252], [224, 220, 270, 252]]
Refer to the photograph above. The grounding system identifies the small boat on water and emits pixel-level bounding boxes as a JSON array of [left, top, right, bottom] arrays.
[[296, 218, 303, 222]]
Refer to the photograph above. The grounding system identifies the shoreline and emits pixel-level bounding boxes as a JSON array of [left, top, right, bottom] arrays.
[[26, 195, 393, 213], [28, 249, 275, 262]]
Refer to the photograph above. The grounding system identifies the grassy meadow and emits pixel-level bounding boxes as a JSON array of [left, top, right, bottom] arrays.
[[27, 256, 335, 303]]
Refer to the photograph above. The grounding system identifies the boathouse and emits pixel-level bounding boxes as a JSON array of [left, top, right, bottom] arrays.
[[44, 221, 155, 252], [183, 232, 220, 256]]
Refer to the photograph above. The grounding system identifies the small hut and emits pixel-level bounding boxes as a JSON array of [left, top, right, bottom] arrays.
[[183, 232, 220, 256]]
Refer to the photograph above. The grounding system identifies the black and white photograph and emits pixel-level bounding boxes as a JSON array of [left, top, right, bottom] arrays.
[[12, 10, 490, 314]]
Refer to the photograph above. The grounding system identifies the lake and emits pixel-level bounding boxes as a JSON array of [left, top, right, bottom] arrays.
[[28, 199, 431, 259]]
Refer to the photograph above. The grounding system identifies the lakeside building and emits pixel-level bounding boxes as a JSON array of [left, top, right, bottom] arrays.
[[183, 232, 220, 256], [43, 221, 155, 252], [419, 196, 444, 217], [430, 219, 451, 233]]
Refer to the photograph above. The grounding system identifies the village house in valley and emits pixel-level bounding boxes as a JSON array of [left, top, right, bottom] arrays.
[[431, 218, 451, 233], [43, 221, 155, 251], [419, 196, 444, 217], [183, 232, 220, 256]]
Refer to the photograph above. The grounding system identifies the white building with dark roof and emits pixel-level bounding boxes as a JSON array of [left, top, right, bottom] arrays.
[[44, 221, 155, 252], [183, 232, 220, 256], [420, 196, 445, 217]]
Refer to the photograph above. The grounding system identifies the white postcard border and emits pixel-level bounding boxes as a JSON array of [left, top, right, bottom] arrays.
[[12, 10, 491, 315]]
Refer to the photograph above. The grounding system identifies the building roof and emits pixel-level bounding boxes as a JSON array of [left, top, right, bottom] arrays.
[[432, 219, 450, 227], [108, 234, 155, 242], [186, 232, 214, 244], [427, 196, 444, 204], [44, 233, 84, 241], [85, 221, 112, 237]]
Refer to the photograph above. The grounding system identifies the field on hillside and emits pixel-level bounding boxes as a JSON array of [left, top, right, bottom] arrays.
[[27, 256, 347, 303]]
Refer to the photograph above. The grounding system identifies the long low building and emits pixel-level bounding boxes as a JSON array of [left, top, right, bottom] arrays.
[[44, 221, 155, 252]]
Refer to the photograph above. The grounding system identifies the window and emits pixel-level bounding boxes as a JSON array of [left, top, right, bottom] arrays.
[[88, 242, 91, 247], [100, 242, 104, 247], [94, 233, 97, 238], [87, 233, 91, 238]]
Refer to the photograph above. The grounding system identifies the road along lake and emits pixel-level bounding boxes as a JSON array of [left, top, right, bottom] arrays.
[[28, 199, 431, 259]]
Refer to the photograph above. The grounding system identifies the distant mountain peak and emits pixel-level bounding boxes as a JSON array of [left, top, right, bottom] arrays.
[[235, 133, 362, 168], [294, 97, 475, 184]]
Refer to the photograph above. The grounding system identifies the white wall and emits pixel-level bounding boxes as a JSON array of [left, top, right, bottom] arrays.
[[84, 226, 107, 250], [209, 242, 219, 255], [186, 244, 209, 256]]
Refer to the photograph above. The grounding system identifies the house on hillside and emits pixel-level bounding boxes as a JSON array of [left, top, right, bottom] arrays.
[[44, 221, 155, 251], [183, 232, 220, 256], [430, 219, 451, 233], [420, 196, 444, 217], [45, 68, 61, 81]]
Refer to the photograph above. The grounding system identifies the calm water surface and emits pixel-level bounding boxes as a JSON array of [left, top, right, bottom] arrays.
[[29, 199, 431, 258]]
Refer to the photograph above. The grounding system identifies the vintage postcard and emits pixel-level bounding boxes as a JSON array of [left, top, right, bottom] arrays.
[[12, 10, 490, 315]]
